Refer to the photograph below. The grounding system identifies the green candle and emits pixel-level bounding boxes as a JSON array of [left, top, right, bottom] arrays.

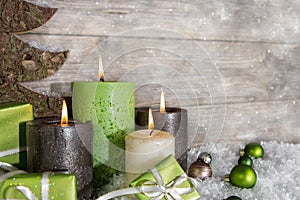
[[72, 81, 135, 187], [0, 103, 33, 169]]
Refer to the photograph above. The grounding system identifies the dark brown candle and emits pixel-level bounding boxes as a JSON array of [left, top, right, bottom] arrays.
[[26, 105, 93, 200]]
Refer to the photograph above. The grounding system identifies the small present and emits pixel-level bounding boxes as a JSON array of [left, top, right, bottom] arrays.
[[0, 103, 33, 169], [96, 155, 200, 200], [0, 171, 77, 200], [130, 155, 200, 200]]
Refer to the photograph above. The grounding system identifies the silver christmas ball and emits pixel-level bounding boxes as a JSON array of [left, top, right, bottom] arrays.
[[198, 152, 212, 164], [188, 160, 212, 180]]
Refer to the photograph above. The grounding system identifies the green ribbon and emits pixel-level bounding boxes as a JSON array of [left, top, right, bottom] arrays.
[[0, 162, 50, 200], [96, 167, 198, 200]]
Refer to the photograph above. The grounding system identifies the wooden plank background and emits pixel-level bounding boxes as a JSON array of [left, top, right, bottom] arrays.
[[19, 0, 300, 146]]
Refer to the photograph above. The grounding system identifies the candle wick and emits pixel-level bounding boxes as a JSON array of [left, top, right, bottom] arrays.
[[149, 129, 154, 136]]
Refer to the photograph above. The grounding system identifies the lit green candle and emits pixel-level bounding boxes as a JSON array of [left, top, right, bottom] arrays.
[[0, 103, 33, 169], [72, 65, 135, 187]]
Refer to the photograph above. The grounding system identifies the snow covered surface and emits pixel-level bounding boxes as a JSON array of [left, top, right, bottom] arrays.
[[98, 141, 300, 200], [188, 141, 300, 200]]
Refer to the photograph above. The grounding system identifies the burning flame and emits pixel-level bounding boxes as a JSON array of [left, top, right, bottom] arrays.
[[148, 108, 154, 130], [61, 99, 68, 126], [160, 88, 166, 113], [99, 71, 104, 82], [99, 55, 104, 82]]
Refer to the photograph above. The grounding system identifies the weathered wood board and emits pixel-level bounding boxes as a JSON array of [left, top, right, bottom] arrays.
[[15, 0, 300, 145]]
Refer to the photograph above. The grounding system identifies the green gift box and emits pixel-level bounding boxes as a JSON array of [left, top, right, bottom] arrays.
[[130, 155, 201, 200], [0, 172, 77, 199], [0, 103, 33, 169]]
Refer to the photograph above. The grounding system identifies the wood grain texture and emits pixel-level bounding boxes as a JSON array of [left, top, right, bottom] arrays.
[[25, 0, 300, 43], [16, 0, 300, 143], [19, 35, 300, 102], [189, 99, 300, 146]]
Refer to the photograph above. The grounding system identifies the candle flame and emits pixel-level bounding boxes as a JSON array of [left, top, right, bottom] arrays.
[[160, 88, 166, 113], [99, 71, 104, 82], [99, 55, 104, 82], [148, 108, 154, 130], [61, 99, 68, 126]]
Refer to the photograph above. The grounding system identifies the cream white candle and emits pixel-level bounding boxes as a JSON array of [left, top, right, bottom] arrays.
[[125, 129, 175, 185]]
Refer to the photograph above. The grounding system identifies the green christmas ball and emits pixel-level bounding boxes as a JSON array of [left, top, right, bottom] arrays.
[[225, 196, 242, 200], [228, 165, 257, 188], [238, 155, 253, 167], [240, 143, 264, 158]]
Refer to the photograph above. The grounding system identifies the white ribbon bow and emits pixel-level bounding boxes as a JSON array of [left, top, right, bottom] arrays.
[[141, 168, 194, 200], [96, 167, 197, 200], [0, 162, 50, 200]]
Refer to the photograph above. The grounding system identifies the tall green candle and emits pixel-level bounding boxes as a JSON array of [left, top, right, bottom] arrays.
[[72, 81, 135, 187], [0, 102, 33, 169]]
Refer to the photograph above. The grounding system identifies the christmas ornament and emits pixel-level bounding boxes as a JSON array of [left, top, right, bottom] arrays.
[[238, 155, 253, 167], [240, 143, 264, 158], [198, 152, 212, 164], [188, 152, 212, 180], [224, 165, 257, 188], [224, 195, 242, 200]]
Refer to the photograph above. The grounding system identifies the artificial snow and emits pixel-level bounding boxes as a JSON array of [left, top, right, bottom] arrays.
[[188, 141, 300, 200], [97, 141, 300, 200]]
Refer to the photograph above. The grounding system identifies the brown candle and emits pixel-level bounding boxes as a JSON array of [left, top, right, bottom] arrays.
[[26, 100, 93, 200]]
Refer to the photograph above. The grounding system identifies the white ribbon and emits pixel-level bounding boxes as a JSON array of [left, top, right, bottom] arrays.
[[143, 168, 194, 200], [41, 172, 50, 200], [0, 162, 50, 200], [0, 162, 19, 173], [0, 170, 27, 184], [0, 162, 27, 184], [96, 168, 197, 200], [6, 186, 39, 200], [0, 147, 26, 159]]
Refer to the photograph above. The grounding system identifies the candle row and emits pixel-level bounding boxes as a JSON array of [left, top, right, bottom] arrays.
[[0, 67, 188, 199]]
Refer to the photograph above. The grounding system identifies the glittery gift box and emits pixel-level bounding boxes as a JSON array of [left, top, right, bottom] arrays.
[[0, 172, 77, 199], [0, 103, 33, 169], [130, 155, 201, 200]]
